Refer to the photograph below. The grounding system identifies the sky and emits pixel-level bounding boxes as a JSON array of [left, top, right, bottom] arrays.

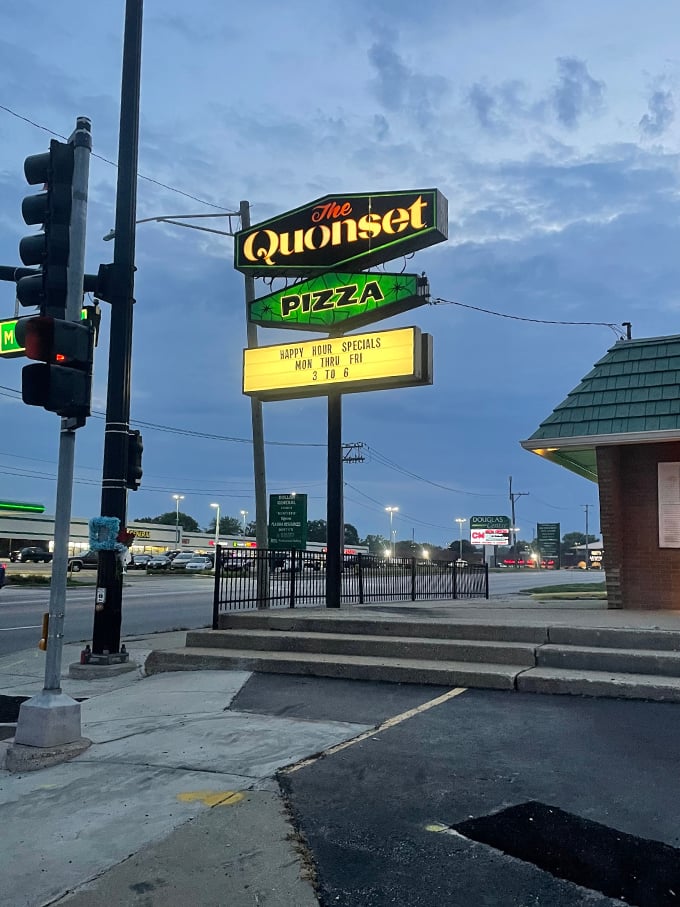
[[1, 0, 679, 548]]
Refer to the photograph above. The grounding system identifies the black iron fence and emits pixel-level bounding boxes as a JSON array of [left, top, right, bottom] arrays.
[[212, 546, 488, 625]]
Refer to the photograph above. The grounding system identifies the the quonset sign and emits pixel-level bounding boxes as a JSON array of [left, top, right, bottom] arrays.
[[243, 325, 432, 401], [249, 272, 429, 333], [234, 189, 448, 277]]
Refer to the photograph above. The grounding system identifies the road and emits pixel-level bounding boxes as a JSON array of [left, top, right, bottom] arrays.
[[0, 567, 602, 657]]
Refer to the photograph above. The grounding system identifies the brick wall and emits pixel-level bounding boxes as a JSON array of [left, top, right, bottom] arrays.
[[597, 441, 680, 609]]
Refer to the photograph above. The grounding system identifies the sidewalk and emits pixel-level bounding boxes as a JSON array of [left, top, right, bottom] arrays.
[[3, 599, 680, 906]]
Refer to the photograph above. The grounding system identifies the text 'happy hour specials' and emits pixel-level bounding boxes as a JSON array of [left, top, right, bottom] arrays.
[[243, 326, 433, 401]]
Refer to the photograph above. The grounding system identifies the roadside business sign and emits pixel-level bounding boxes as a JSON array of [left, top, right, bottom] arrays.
[[0, 318, 24, 358], [269, 493, 308, 550], [470, 515, 512, 547], [243, 325, 432, 401], [537, 522, 561, 564], [249, 271, 429, 333], [234, 189, 448, 277]]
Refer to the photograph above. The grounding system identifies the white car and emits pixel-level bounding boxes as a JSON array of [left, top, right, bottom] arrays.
[[185, 556, 213, 572]]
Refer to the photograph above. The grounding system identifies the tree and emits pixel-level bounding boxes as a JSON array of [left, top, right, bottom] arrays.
[[207, 515, 243, 536], [363, 533, 389, 554], [244, 521, 257, 537], [136, 511, 199, 532], [344, 523, 360, 545], [307, 520, 327, 542]]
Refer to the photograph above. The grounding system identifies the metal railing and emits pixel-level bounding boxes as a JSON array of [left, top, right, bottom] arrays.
[[212, 547, 488, 625]]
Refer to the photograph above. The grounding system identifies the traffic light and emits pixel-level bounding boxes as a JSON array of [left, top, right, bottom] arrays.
[[16, 140, 74, 318], [126, 430, 144, 491], [14, 315, 94, 418]]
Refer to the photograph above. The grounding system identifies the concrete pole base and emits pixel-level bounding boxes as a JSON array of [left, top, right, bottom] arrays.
[[13, 690, 83, 748], [4, 736, 91, 773], [68, 659, 139, 680]]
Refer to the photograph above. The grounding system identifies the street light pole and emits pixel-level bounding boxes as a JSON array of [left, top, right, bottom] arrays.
[[455, 517, 466, 561], [240, 509, 248, 536], [173, 494, 184, 545], [210, 502, 220, 551], [385, 506, 398, 557]]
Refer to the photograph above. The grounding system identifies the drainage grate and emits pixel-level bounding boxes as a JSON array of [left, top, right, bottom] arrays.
[[455, 801, 680, 907]]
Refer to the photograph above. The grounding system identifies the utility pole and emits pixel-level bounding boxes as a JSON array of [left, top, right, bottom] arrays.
[[509, 476, 528, 568], [582, 504, 592, 570], [92, 0, 143, 660]]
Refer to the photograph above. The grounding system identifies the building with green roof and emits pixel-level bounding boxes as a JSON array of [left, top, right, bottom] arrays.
[[522, 334, 680, 610]]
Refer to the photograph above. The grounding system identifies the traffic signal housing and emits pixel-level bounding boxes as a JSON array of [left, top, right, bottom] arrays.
[[126, 430, 143, 491], [17, 140, 74, 317], [14, 315, 94, 419]]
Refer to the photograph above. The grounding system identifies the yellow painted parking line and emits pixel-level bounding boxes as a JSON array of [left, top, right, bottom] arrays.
[[283, 687, 467, 774], [177, 790, 245, 808]]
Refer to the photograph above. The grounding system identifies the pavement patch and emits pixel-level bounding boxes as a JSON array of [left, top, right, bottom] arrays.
[[177, 789, 245, 807], [453, 800, 680, 907]]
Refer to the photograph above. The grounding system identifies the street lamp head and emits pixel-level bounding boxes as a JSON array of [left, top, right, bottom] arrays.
[[173, 494, 184, 502], [455, 517, 466, 525], [385, 506, 398, 513], [102, 228, 115, 242], [210, 502, 219, 509]]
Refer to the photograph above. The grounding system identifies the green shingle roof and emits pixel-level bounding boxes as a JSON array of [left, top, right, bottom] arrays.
[[521, 334, 680, 482]]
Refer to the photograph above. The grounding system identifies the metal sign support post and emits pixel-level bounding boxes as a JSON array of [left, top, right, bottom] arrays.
[[14, 118, 92, 749], [326, 391, 343, 608], [240, 200, 269, 605]]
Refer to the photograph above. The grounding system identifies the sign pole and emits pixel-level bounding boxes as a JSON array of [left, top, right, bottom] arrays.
[[326, 391, 343, 608]]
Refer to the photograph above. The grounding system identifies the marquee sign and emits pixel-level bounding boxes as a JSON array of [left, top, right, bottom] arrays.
[[234, 189, 448, 277], [243, 325, 432, 401], [249, 272, 429, 333]]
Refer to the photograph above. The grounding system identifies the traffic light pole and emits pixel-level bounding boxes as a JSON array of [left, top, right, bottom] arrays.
[[13, 118, 92, 751], [92, 0, 143, 659]]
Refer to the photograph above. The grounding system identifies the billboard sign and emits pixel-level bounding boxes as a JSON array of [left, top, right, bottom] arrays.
[[243, 325, 432, 401], [269, 493, 308, 550], [234, 189, 448, 277], [249, 272, 429, 333], [470, 527, 510, 546]]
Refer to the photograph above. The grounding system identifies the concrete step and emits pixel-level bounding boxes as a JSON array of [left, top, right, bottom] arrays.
[[217, 612, 550, 643], [517, 667, 680, 702], [548, 626, 680, 652], [537, 644, 680, 677], [145, 647, 521, 689], [185, 629, 536, 666]]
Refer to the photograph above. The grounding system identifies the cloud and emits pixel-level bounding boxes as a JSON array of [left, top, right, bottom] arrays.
[[639, 88, 675, 138], [551, 57, 605, 129], [367, 40, 448, 127]]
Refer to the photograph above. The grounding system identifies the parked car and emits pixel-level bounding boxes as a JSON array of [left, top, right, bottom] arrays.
[[14, 546, 53, 563], [67, 550, 99, 572], [185, 556, 213, 572], [223, 553, 252, 573], [164, 550, 181, 561], [8, 550, 21, 563], [147, 555, 172, 571], [131, 553, 152, 569], [169, 551, 200, 571]]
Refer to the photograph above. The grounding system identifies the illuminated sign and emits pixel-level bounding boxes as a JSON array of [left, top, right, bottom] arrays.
[[470, 515, 511, 530], [249, 272, 429, 333], [131, 529, 151, 539], [0, 318, 23, 358], [471, 528, 510, 546], [234, 189, 448, 277], [243, 326, 432, 401], [0, 500, 45, 513]]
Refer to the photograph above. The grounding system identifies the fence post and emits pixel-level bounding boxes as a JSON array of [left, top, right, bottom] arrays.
[[212, 544, 222, 630], [358, 553, 364, 604], [453, 560, 458, 600], [484, 563, 489, 599], [289, 549, 296, 609], [411, 557, 416, 601]]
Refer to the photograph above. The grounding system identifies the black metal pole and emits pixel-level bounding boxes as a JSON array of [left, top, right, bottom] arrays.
[[326, 392, 343, 608], [92, 0, 143, 656]]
